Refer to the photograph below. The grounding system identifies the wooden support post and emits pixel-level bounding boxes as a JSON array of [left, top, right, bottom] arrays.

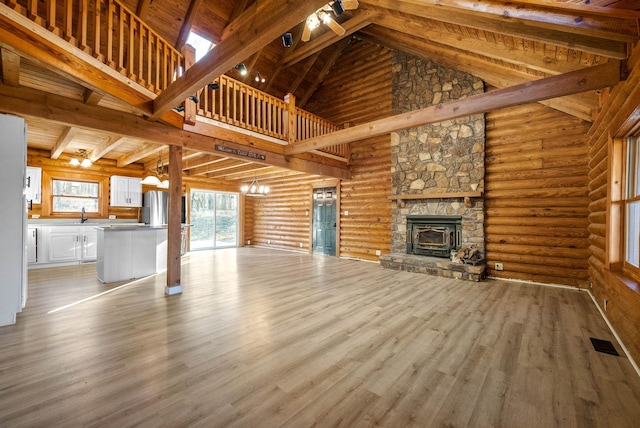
[[182, 44, 197, 125], [284, 93, 296, 145], [165, 144, 183, 295]]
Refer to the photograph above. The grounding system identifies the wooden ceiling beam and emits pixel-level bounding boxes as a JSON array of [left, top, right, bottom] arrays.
[[117, 143, 164, 168], [89, 135, 126, 162], [215, 165, 275, 180], [278, 10, 374, 69], [1, 48, 20, 86], [360, 0, 631, 58], [288, 52, 320, 95], [50, 126, 77, 159], [0, 82, 349, 179], [368, 8, 588, 76], [285, 61, 622, 155], [176, 0, 204, 50], [299, 38, 351, 106], [359, 26, 598, 121], [151, 0, 329, 120], [136, 0, 151, 20], [185, 157, 242, 176], [83, 88, 103, 106]]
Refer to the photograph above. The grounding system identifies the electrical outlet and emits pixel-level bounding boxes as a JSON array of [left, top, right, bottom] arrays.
[[375, 250, 381, 256], [247, 240, 251, 245], [495, 262, 504, 271], [344, 210, 349, 216], [108, 215, 116, 219], [267, 240, 270, 244], [299, 243, 303, 248]]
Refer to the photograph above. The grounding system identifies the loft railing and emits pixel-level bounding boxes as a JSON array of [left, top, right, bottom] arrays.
[[3, 0, 349, 160], [198, 75, 289, 140], [5, 0, 183, 93]]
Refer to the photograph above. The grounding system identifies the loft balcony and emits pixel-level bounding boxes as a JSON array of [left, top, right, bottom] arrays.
[[0, 0, 349, 162]]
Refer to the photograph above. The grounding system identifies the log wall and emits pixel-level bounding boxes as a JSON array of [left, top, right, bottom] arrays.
[[247, 40, 393, 261], [587, 45, 640, 364], [485, 103, 592, 287]]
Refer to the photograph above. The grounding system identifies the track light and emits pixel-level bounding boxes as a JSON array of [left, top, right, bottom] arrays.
[[189, 95, 199, 104], [174, 105, 185, 112], [332, 0, 344, 16], [208, 82, 219, 90], [235, 63, 248, 76], [282, 32, 293, 47], [254, 72, 266, 83]]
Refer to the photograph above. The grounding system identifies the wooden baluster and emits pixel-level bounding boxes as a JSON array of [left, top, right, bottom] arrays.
[[153, 35, 160, 93], [117, 4, 125, 73], [105, 0, 114, 67], [127, 13, 135, 79], [146, 28, 153, 91], [28, 0, 43, 25], [47, 0, 61, 36], [63, 0, 76, 45], [92, 0, 103, 61], [77, 0, 89, 52], [137, 22, 145, 85]]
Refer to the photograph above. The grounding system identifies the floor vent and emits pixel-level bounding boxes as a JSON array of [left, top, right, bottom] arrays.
[[590, 338, 620, 356]]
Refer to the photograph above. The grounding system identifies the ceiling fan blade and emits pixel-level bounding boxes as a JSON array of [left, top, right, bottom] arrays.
[[325, 17, 346, 36], [341, 0, 359, 10], [302, 23, 311, 42]]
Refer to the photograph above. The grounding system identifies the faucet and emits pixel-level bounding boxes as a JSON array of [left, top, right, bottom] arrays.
[[81, 207, 88, 223]]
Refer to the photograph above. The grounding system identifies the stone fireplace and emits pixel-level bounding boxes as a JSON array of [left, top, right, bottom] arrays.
[[379, 52, 486, 281]]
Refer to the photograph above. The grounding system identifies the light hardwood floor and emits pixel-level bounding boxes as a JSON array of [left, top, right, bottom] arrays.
[[1, 247, 639, 427]]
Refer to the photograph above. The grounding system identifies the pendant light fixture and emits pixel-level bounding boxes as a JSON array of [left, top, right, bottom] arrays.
[[141, 150, 168, 188], [241, 177, 269, 197], [69, 149, 92, 168]]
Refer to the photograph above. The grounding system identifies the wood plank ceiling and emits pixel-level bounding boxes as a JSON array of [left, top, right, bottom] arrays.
[[0, 0, 638, 185]]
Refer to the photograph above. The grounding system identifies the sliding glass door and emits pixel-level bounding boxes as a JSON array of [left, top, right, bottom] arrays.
[[190, 190, 238, 250]]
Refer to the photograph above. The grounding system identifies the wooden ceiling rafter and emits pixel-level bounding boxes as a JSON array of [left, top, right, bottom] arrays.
[[187, 158, 248, 176], [50, 126, 78, 159], [83, 88, 103, 106], [89, 135, 127, 163], [216, 164, 275, 180], [150, 0, 330, 120], [299, 38, 351, 106], [367, 8, 594, 76], [136, 0, 151, 20], [203, 162, 264, 179], [360, 0, 635, 58], [176, 0, 204, 50], [285, 60, 622, 154], [288, 52, 321, 95], [117, 143, 165, 168], [265, 26, 305, 93]]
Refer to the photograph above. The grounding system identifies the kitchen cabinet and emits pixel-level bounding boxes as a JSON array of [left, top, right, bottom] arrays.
[[43, 225, 98, 264], [25, 166, 42, 204], [110, 176, 142, 207], [96, 226, 167, 283], [27, 226, 38, 264]]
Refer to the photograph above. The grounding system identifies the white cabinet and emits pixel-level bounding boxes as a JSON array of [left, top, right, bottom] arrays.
[[110, 176, 142, 207], [42, 225, 98, 264], [27, 226, 38, 264], [25, 166, 42, 204]]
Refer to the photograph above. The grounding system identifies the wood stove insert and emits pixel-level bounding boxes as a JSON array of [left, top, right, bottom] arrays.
[[406, 215, 462, 258]]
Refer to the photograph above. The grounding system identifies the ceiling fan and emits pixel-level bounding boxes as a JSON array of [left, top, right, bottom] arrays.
[[301, 0, 359, 42]]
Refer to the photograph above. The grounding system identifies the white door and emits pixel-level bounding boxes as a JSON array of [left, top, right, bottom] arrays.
[[81, 228, 98, 261]]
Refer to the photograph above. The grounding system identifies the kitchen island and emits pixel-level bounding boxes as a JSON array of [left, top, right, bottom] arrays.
[[96, 225, 168, 283]]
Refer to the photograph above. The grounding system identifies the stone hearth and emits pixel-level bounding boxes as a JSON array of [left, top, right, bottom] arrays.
[[383, 52, 486, 281]]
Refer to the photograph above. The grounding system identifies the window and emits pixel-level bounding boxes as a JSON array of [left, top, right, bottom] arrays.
[[624, 136, 640, 280], [51, 179, 99, 213], [186, 31, 214, 62]]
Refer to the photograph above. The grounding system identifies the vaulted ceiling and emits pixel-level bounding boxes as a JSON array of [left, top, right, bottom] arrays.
[[0, 0, 638, 184]]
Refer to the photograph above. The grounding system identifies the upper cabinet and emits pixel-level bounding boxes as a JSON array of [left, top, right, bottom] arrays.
[[25, 166, 42, 204], [110, 176, 142, 207]]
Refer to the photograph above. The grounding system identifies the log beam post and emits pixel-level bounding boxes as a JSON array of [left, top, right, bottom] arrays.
[[166, 144, 183, 295]]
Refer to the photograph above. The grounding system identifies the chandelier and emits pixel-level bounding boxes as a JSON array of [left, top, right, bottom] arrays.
[[141, 150, 169, 188], [241, 177, 269, 197]]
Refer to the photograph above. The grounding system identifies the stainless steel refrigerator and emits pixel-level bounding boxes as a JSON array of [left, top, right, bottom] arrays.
[[142, 190, 168, 226]]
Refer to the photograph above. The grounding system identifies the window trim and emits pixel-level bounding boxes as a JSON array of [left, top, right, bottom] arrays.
[[41, 171, 109, 218]]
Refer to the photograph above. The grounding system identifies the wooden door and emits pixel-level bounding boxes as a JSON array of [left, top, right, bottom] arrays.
[[312, 187, 336, 256]]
